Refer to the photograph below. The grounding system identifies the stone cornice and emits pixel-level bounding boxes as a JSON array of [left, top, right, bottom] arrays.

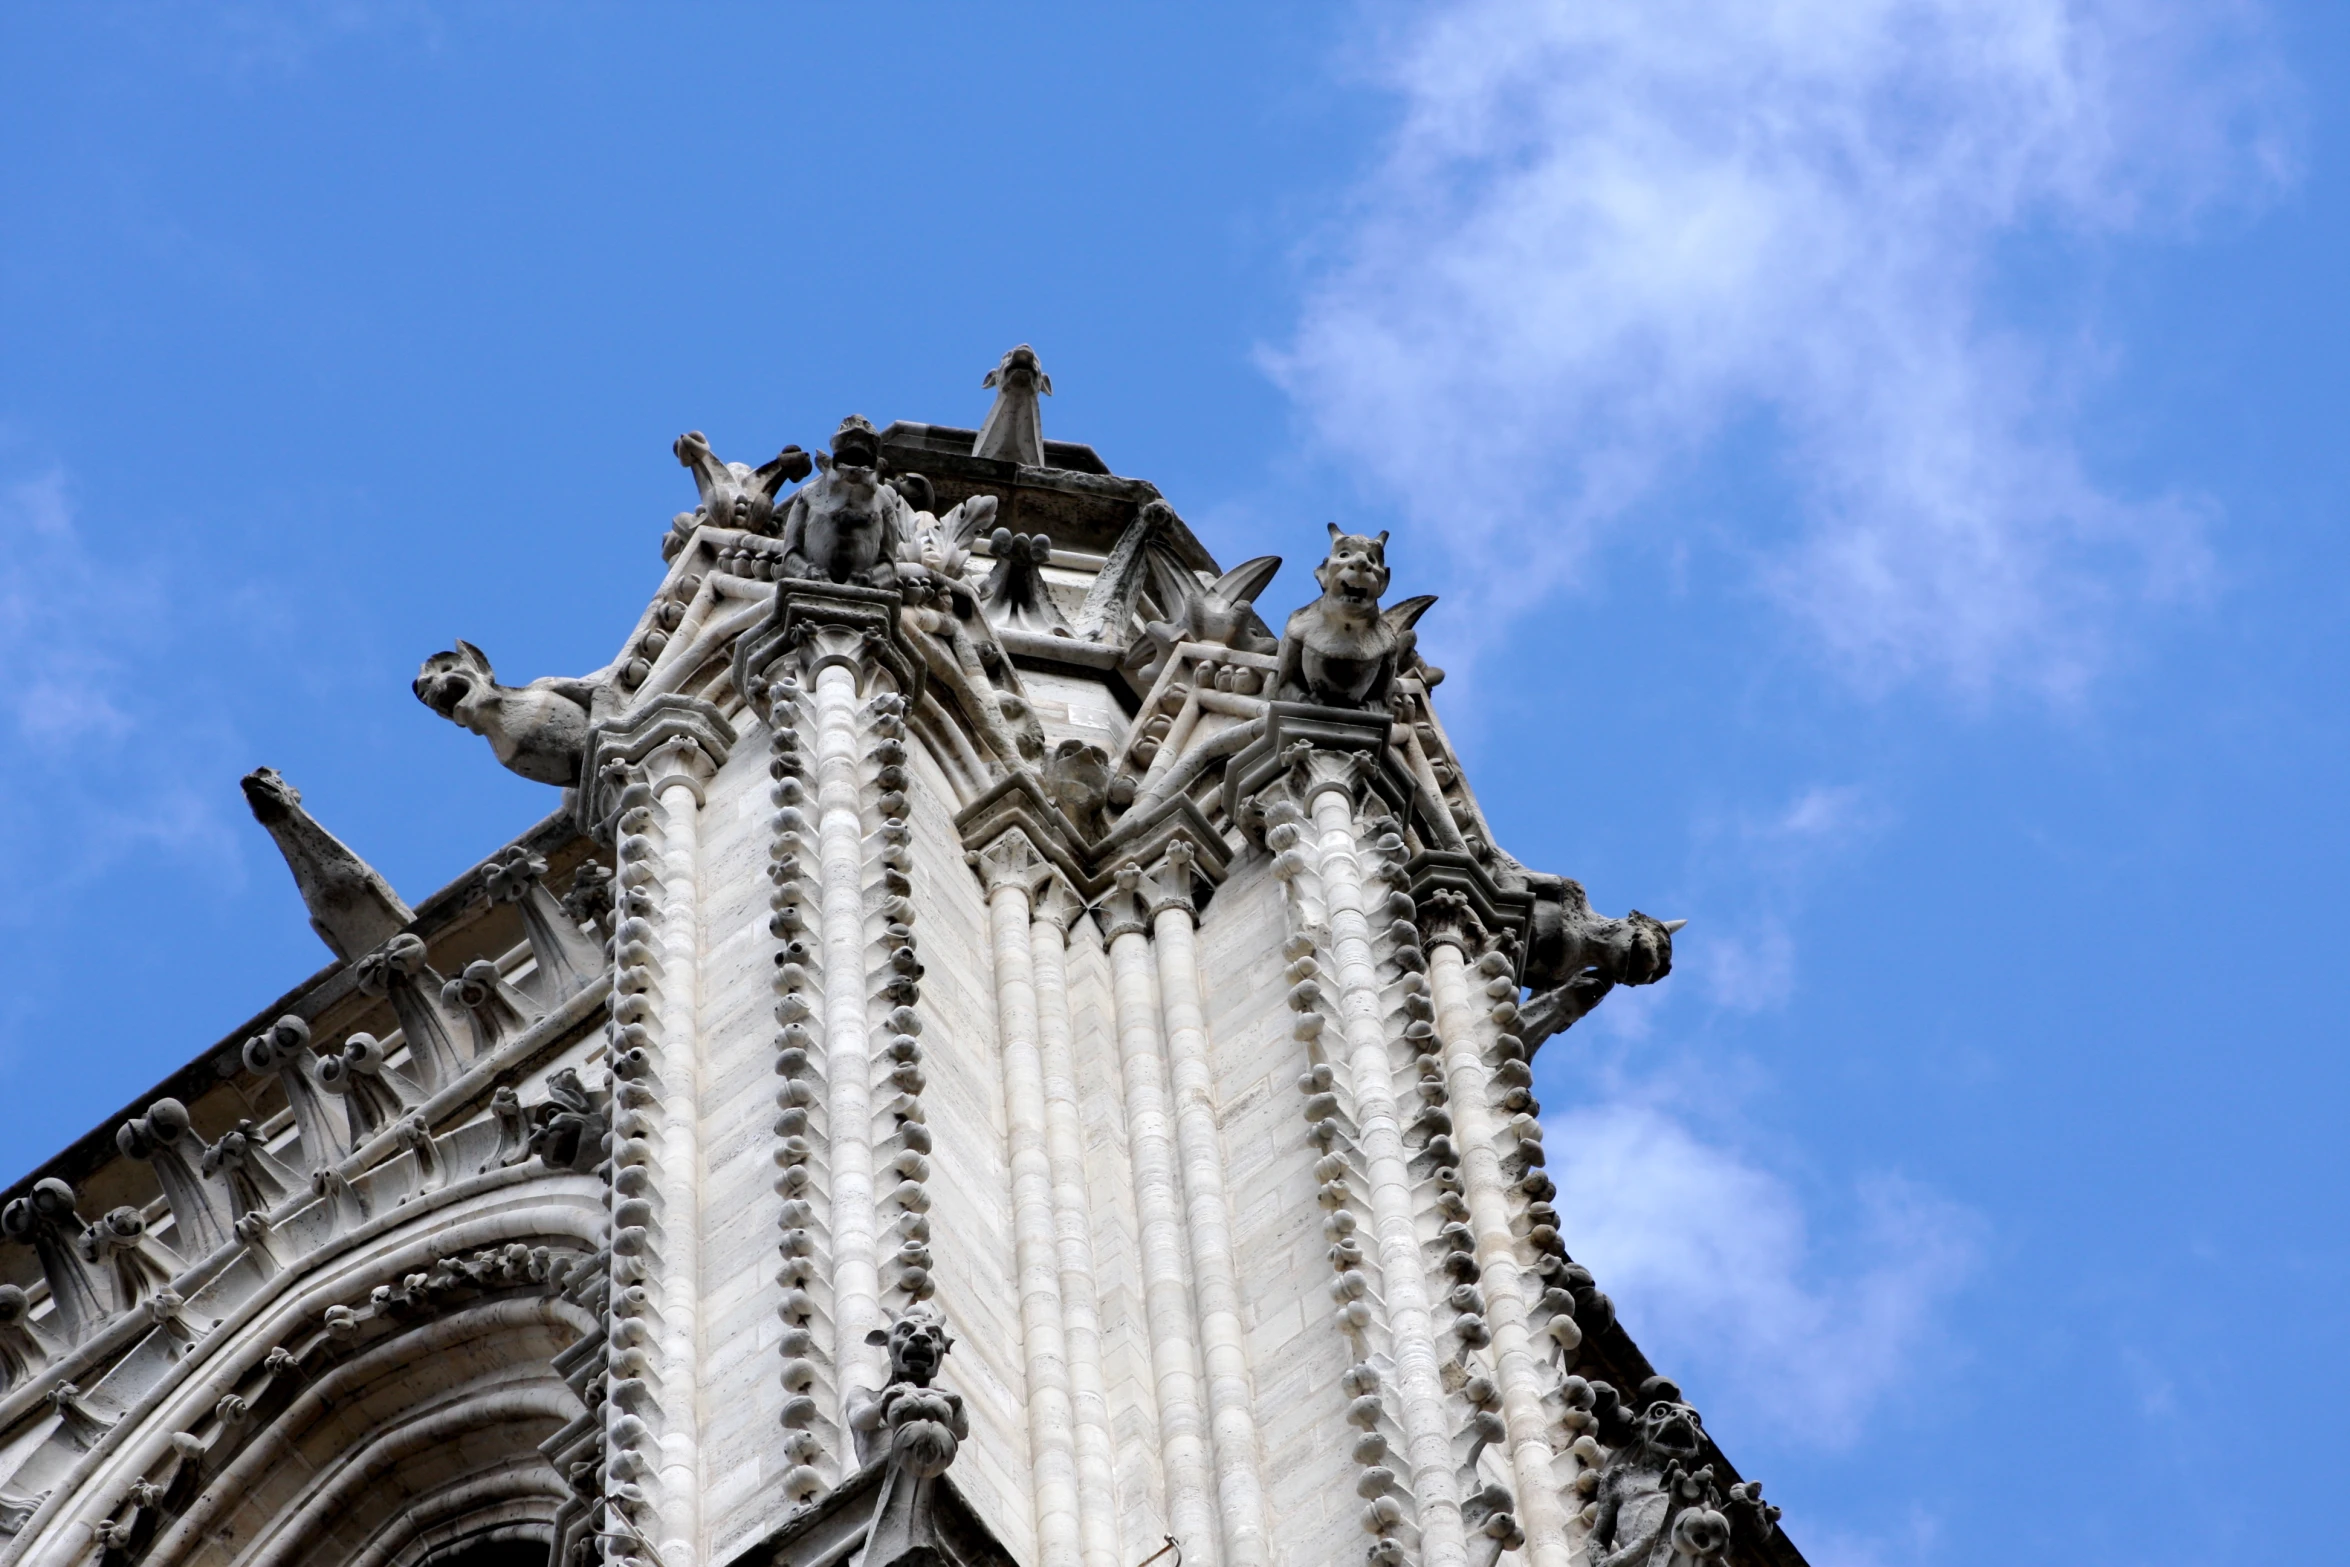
[[731, 580, 920, 708], [1223, 701, 1421, 840]]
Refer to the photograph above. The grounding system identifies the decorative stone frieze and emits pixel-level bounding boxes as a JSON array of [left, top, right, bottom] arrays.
[[0, 1183, 106, 1345]]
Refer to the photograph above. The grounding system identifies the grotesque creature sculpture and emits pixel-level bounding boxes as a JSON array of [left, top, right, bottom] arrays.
[[1586, 1378, 1779, 1567], [1274, 525, 1436, 711], [1516, 876, 1684, 1054], [1042, 739, 1113, 839], [973, 343, 1053, 467], [413, 641, 603, 787], [777, 415, 913, 590], [672, 430, 811, 540], [240, 768, 416, 961], [846, 1304, 969, 1567]]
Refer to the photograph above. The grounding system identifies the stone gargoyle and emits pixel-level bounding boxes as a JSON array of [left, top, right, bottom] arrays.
[[973, 343, 1052, 467], [846, 1303, 969, 1567], [666, 430, 812, 558], [1517, 875, 1683, 1054], [413, 641, 606, 787], [1274, 524, 1436, 711], [1585, 1377, 1779, 1567], [777, 415, 914, 590]]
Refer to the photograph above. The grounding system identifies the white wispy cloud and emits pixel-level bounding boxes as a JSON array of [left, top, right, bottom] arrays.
[[1273, 0, 2294, 695], [1547, 1099, 1980, 1443], [0, 468, 241, 887]]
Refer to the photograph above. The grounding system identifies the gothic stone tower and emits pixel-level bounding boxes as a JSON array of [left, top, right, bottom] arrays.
[[0, 353, 1801, 1567]]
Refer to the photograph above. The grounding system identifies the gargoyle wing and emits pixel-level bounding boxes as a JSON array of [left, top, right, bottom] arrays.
[[1206, 554, 1282, 614], [1382, 594, 1439, 636], [1141, 539, 1207, 626]]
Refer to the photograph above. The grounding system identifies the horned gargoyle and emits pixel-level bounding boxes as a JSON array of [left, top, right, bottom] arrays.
[[776, 415, 913, 590], [973, 343, 1052, 466], [1517, 875, 1683, 1054], [1274, 524, 1436, 711], [665, 431, 812, 558], [847, 1303, 969, 1567], [1585, 1378, 1779, 1567], [413, 641, 604, 787]]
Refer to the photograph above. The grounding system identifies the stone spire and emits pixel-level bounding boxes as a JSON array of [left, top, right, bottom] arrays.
[[240, 767, 414, 961]]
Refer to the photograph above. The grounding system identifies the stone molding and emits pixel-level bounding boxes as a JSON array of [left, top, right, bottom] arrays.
[[731, 581, 920, 709]]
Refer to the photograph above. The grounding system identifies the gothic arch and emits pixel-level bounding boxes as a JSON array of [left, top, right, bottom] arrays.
[[7, 1173, 605, 1567]]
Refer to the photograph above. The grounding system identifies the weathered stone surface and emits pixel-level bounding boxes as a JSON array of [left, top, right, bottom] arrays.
[[0, 360, 1801, 1567]]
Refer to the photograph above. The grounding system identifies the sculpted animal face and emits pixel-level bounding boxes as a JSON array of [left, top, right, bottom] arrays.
[[239, 766, 301, 826], [414, 642, 495, 725], [1315, 525, 1390, 618], [1634, 1400, 1705, 1464]]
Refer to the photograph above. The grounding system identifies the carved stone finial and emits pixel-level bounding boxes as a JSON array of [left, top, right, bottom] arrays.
[[240, 769, 415, 963], [315, 1033, 423, 1143], [200, 1119, 301, 1219], [0, 1284, 60, 1393], [973, 344, 1053, 467], [353, 934, 469, 1094], [847, 1303, 970, 1567], [1, 1180, 108, 1342], [75, 1208, 179, 1315], [1272, 526, 1436, 712], [412, 643, 604, 788], [117, 1098, 231, 1259], [481, 846, 605, 1003]]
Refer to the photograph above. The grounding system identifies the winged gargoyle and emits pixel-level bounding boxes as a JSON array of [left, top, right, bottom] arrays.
[[1274, 525, 1436, 712]]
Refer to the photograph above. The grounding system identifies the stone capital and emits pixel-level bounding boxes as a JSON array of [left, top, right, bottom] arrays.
[[1095, 861, 1152, 943], [579, 694, 737, 833], [732, 581, 921, 706], [969, 829, 1051, 900], [1224, 701, 1418, 842]]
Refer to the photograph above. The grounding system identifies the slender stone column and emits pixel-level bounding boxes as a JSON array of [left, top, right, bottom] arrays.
[[646, 736, 718, 1567], [1146, 845, 1269, 1567], [1101, 865, 1218, 1567], [1308, 776, 1468, 1567], [1031, 879, 1121, 1567], [584, 693, 733, 1567], [1428, 936, 1571, 1567], [977, 833, 1082, 1567], [812, 656, 885, 1411]]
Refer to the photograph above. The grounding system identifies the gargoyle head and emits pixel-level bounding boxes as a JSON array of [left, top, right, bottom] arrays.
[[239, 767, 301, 827], [414, 641, 497, 724], [1630, 1384, 1707, 1466], [984, 343, 1052, 397], [823, 414, 883, 473], [1316, 524, 1391, 616], [868, 1301, 955, 1386]]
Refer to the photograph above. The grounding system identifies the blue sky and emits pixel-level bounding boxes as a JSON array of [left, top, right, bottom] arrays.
[[2, 6, 2343, 1565]]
